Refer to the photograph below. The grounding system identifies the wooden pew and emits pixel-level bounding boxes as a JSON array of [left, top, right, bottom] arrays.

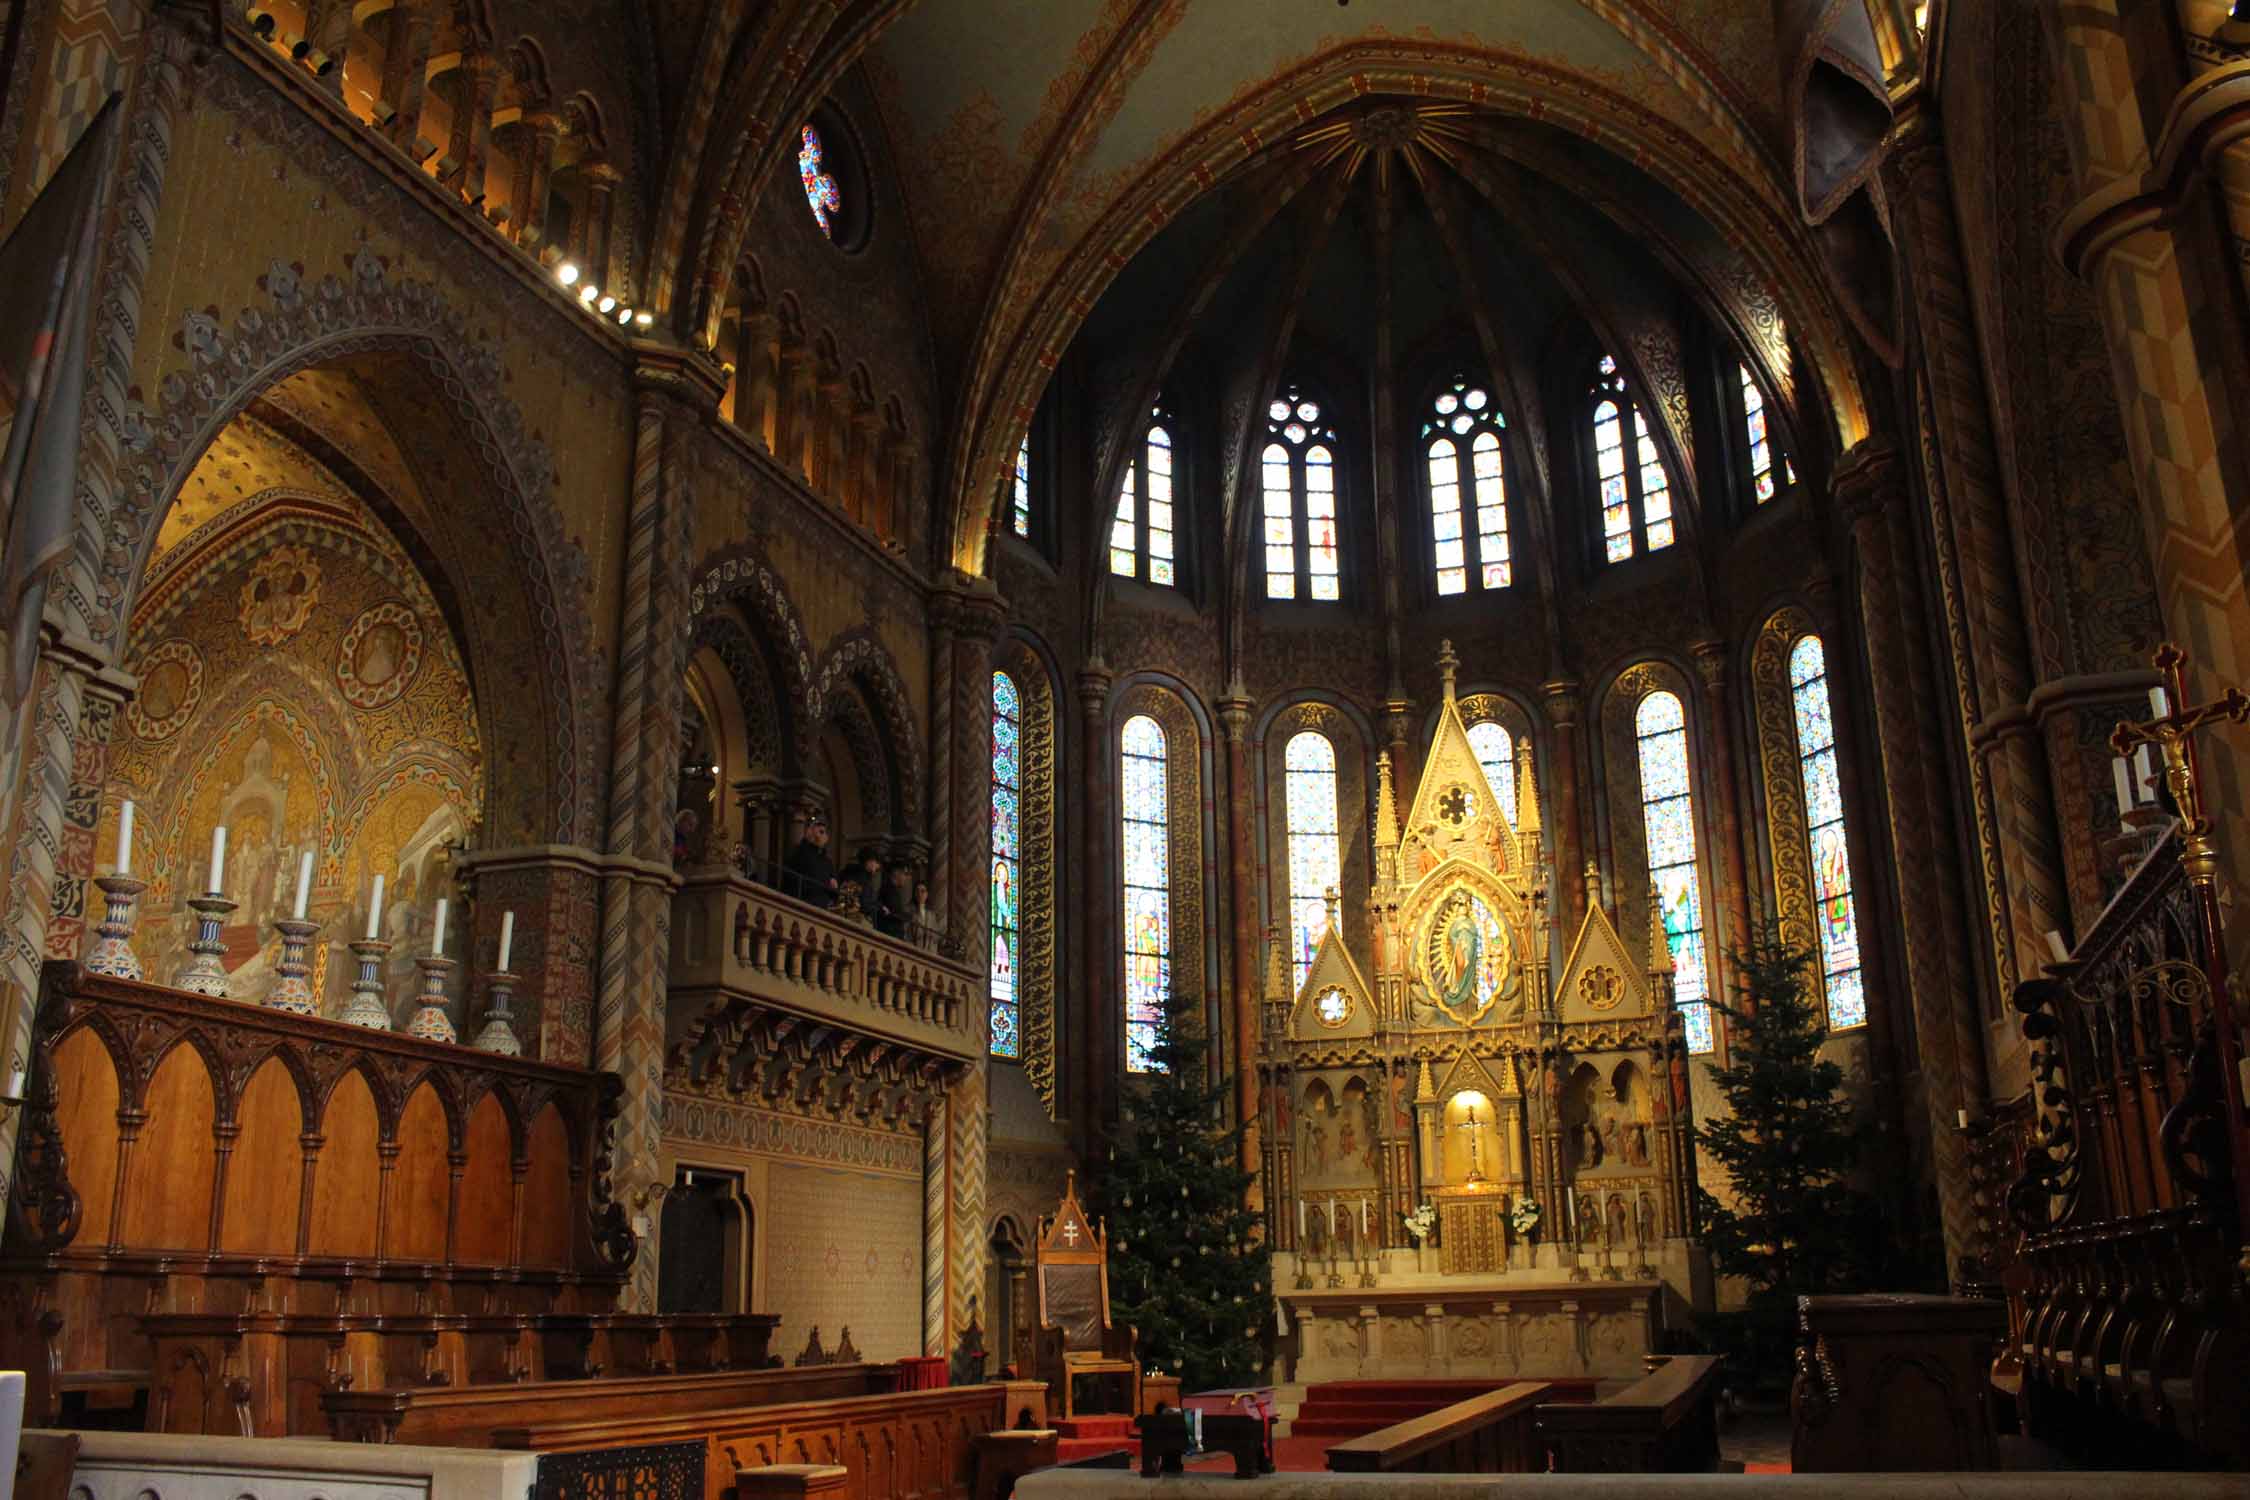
[[1325, 1381, 1554, 1474], [322, 1361, 881, 1446], [493, 1380, 1043, 1500], [1536, 1353, 1723, 1473]]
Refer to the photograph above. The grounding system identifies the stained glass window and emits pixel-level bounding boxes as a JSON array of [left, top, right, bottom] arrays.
[[990, 671, 1021, 1058], [798, 125, 841, 238], [1591, 355, 1674, 561], [1012, 433, 1031, 538], [1739, 363, 1776, 504], [1790, 635, 1865, 1030], [1637, 690, 1713, 1053], [1466, 720, 1517, 829], [1423, 377, 1510, 594], [1262, 389, 1341, 601], [1110, 411, 1176, 586], [1284, 732, 1342, 994], [1121, 714, 1170, 1072]]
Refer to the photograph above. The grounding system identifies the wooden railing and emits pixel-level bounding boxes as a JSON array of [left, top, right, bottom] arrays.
[[1535, 1354, 1722, 1473], [1324, 1381, 1553, 1474], [0, 963, 635, 1431], [670, 871, 980, 1061], [2007, 829, 2249, 1465]]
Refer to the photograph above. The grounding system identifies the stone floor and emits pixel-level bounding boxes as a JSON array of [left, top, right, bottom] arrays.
[[1718, 1404, 1794, 1473]]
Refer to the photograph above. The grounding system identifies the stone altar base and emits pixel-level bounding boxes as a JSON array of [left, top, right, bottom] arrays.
[[1280, 1275, 1665, 1384]]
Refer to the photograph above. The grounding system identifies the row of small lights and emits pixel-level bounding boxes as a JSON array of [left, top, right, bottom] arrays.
[[555, 260, 653, 330]]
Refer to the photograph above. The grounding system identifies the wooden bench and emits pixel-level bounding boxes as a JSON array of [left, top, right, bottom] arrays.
[[494, 1379, 1048, 1500], [1324, 1381, 1554, 1474], [322, 1360, 883, 1446], [1536, 1353, 1723, 1473]]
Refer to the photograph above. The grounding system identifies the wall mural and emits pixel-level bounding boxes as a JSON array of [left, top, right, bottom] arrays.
[[98, 416, 482, 1020]]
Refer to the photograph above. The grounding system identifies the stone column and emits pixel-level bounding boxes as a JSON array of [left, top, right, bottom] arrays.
[[378, 2, 437, 152], [774, 338, 816, 480], [848, 404, 883, 533], [512, 114, 563, 252], [582, 162, 624, 296], [1541, 679, 1587, 927], [1883, 107, 2068, 999], [1076, 661, 1115, 1162], [1834, 442, 1985, 1270], [1218, 688, 1260, 1193], [303, 0, 353, 96], [813, 375, 849, 500], [736, 311, 780, 448], [1689, 640, 1753, 1000], [448, 50, 499, 205], [44, 661, 137, 963]]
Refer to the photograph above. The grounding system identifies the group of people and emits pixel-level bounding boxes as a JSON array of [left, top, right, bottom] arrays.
[[772, 815, 940, 946]]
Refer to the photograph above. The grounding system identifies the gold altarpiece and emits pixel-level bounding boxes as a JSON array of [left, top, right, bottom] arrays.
[[1259, 646, 1708, 1379]]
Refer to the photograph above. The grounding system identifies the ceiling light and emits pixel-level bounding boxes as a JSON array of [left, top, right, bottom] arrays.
[[579, 284, 599, 304], [598, 294, 617, 313], [556, 262, 580, 286], [636, 312, 654, 328], [616, 305, 634, 325]]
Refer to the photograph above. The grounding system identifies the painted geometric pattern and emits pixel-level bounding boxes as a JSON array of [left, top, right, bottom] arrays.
[[29, 0, 140, 200]]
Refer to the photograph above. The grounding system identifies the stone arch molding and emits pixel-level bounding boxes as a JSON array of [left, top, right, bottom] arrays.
[[686, 542, 820, 756], [103, 249, 600, 845], [810, 628, 923, 830]]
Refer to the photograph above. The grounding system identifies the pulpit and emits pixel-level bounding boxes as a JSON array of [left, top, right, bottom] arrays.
[[1031, 1172, 1138, 1420]]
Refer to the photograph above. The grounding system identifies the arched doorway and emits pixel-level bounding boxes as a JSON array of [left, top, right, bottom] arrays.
[[658, 1166, 751, 1315]]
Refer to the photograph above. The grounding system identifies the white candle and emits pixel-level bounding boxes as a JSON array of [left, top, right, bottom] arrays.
[[207, 825, 228, 894], [291, 850, 314, 920], [365, 873, 385, 940], [1957, 1109, 1969, 1130], [2044, 930, 2070, 965], [2113, 756, 2133, 810], [1296, 1198, 1305, 1238], [498, 909, 515, 972], [116, 800, 134, 876], [1361, 1197, 1369, 1237], [1565, 1191, 1576, 1239], [431, 897, 448, 959], [2135, 742, 2157, 802], [2151, 685, 2171, 719]]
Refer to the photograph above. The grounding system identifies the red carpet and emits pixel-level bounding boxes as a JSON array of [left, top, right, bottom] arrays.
[[1290, 1377, 1601, 1438], [1052, 1414, 1137, 1464]]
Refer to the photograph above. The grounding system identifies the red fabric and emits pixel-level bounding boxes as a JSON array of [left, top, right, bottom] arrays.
[[894, 1355, 946, 1390]]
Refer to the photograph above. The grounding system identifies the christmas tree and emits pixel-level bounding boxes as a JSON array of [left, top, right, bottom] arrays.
[[1691, 923, 1871, 1306], [1093, 992, 1273, 1393]]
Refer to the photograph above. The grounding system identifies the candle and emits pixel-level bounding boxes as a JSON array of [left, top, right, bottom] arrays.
[[1565, 1191, 1576, 1239], [2135, 742, 2156, 802], [498, 909, 515, 972], [2151, 684, 2171, 719], [2043, 930, 2069, 965], [1957, 1109, 1969, 1130], [1360, 1198, 1369, 1238], [207, 825, 228, 894], [431, 897, 448, 959], [2113, 755, 2133, 810], [292, 850, 314, 920], [1296, 1198, 1305, 1238], [116, 800, 134, 876], [365, 874, 385, 940]]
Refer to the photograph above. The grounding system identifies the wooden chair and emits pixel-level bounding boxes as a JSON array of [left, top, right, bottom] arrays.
[[1031, 1171, 1138, 1420]]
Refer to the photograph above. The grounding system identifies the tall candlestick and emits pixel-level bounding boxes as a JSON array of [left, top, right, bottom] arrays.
[[431, 897, 448, 959], [292, 850, 314, 920], [207, 825, 228, 894], [498, 909, 515, 971], [365, 873, 385, 940], [2113, 755, 2133, 810], [116, 800, 134, 876]]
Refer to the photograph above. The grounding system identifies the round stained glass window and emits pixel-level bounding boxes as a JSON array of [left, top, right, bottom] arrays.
[[1315, 987, 1351, 1027], [1269, 399, 1292, 421], [798, 124, 842, 237], [1464, 388, 1488, 410], [1435, 392, 1460, 414], [1452, 414, 1472, 434], [1297, 401, 1321, 422]]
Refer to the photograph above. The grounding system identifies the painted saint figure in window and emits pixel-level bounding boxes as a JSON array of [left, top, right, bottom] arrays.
[[1465, 720, 1517, 829], [1790, 635, 1865, 1030], [990, 671, 1022, 1058], [1262, 388, 1341, 600], [1591, 356, 1674, 562], [1423, 377, 1511, 595], [1636, 690, 1712, 1052], [798, 125, 841, 238], [1121, 715, 1171, 1071], [1110, 409, 1177, 586], [1284, 731, 1343, 992]]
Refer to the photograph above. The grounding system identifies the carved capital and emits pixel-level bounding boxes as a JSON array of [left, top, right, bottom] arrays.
[[1076, 664, 1113, 721], [1217, 693, 1255, 743], [1829, 439, 1903, 529], [1689, 639, 1728, 694], [1540, 679, 1582, 730]]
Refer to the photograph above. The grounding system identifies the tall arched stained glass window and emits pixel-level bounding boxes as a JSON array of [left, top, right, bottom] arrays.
[[1423, 377, 1511, 595], [1636, 690, 1713, 1053], [1109, 411, 1176, 586], [797, 125, 841, 237], [1790, 636, 1865, 1030], [1012, 433, 1032, 538], [1284, 732, 1342, 993], [1121, 715, 1170, 1072], [1466, 720, 1517, 829], [1591, 356, 1675, 562], [990, 671, 1021, 1058], [1739, 363, 1776, 504], [1262, 388, 1340, 601]]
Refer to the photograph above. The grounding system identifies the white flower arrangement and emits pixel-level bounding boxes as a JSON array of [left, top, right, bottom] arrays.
[[1401, 1202, 1438, 1244], [1510, 1196, 1543, 1238]]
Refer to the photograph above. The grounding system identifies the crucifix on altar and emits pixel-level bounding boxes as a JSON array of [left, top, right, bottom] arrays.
[[1454, 1100, 1489, 1184]]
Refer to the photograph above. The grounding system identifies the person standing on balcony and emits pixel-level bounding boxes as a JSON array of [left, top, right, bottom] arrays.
[[784, 815, 838, 907]]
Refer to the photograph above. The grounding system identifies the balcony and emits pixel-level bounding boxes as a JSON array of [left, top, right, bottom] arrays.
[[667, 870, 981, 1067]]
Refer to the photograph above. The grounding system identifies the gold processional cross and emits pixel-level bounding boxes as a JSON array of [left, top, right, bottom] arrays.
[[1455, 1102, 1487, 1183], [2108, 642, 2250, 1226]]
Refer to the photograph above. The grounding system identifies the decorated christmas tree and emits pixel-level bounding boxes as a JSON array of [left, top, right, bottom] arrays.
[[1094, 992, 1273, 1393], [1692, 923, 1870, 1306]]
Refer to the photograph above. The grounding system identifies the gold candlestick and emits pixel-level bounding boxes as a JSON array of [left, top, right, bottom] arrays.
[[84, 875, 147, 980], [264, 917, 320, 1015]]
